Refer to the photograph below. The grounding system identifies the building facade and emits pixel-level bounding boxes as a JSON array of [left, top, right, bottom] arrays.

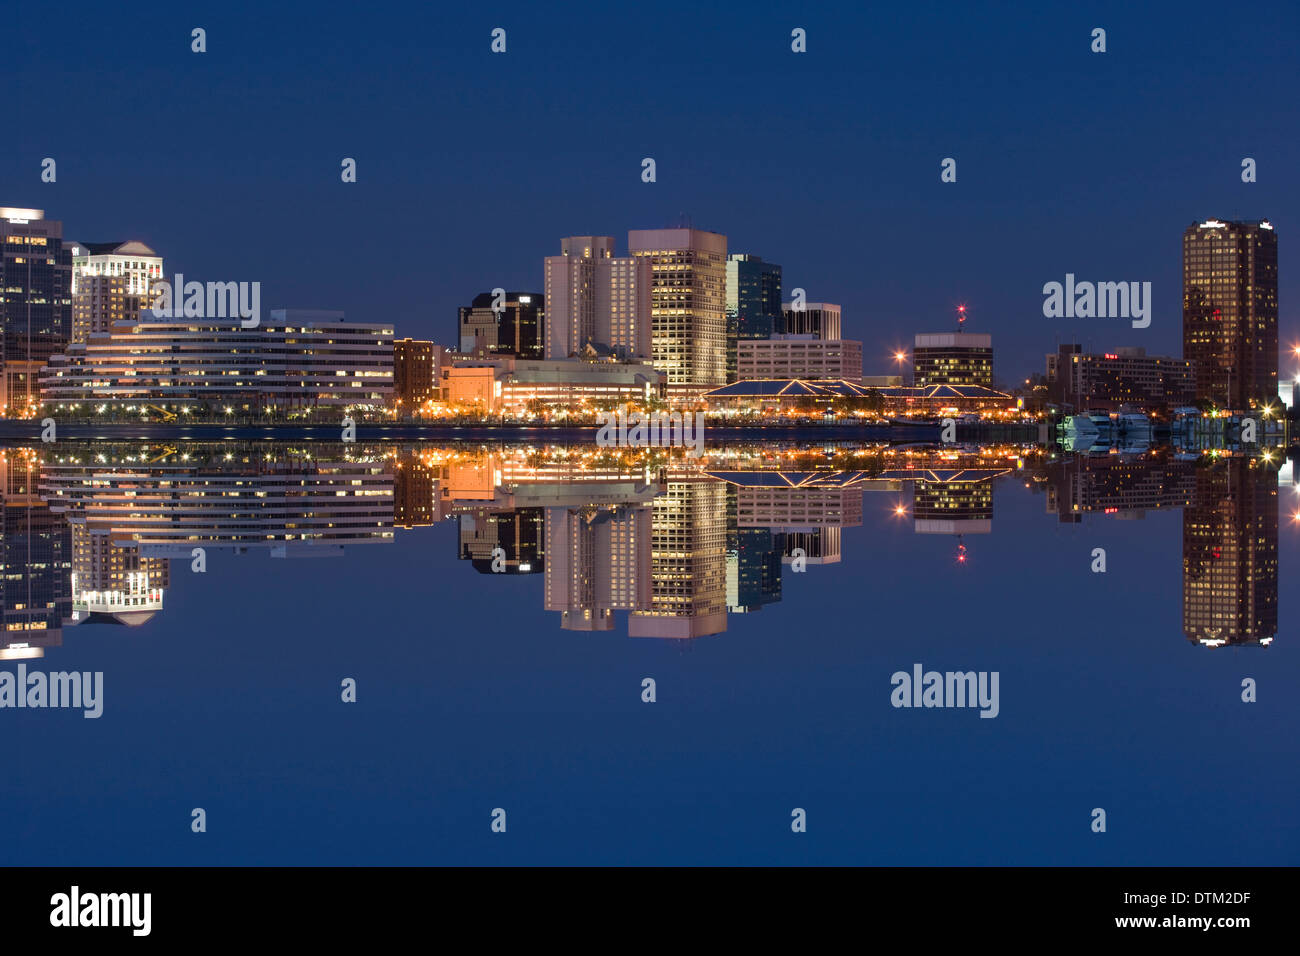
[[41, 309, 394, 415], [780, 302, 841, 340], [628, 228, 728, 387], [1046, 345, 1195, 411], [70, 240, 163, 344], [726, 253, 782, 382], [393, 338, 440, 409], [442, 356, 663, 413], [0, 208, 74, 416], [458, 291, 544, 359], [544, 236, 651, 360], [913, 332, 993, 387], [737, 334, 863, 382], [1182, 219, 1279, 410]]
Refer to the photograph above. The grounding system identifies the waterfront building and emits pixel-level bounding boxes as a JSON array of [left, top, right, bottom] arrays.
[[628, 228, 728, 387], [1183, 219, 1278, 410], [0, 208, 74, 415], [913, 332, 993, 387], [544, 237, 651, 360], [41, 309, 394, 416], [737, 334, 863, 382]]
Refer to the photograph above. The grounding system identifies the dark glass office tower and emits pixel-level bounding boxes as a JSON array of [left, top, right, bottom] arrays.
[[0, 208, 74, 415], [1182, 219, 1279, 411], [725, 254, 782, 382], [458, 291, 544, 359]]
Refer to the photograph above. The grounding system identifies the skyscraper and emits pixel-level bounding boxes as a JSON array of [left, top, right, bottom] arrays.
[[725, 254, 782, 382], [543, 236, 651, 360], [69, 240, 163, 344], [0, 208, 74, 416], [1182, 219, 1279, 410], [628, 228, 728, 386]]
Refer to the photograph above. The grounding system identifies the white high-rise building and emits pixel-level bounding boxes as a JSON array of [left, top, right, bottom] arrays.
[[544, 236, 651, 360], [629, 228, 728, 387], [69, 240, 163, 344]]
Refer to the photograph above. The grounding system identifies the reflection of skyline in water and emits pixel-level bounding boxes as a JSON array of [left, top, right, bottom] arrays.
[[0, 443, 1286, 657]]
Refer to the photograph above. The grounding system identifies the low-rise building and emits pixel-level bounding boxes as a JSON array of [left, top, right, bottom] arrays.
[[1047, 345, 1195, 411], [737, 334, 863, 382], [913, 332, 993, 387], [41, 309, 394, 416], [442, 354, 663, 413]]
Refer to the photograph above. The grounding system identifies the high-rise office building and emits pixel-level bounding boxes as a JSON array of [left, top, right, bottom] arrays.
[[458, 291, 543, 359], [913, 332, 993, 387], [780, 302, 841, 340], [725, 254, 782, 381], [544, 236, 651, 360], [70, 240, 163, 344], [1182, 219, 1279, 410], [0, 208, 74, 416], [628, 228, 728, 386]]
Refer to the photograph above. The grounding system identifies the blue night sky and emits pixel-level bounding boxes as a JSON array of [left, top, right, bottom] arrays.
[[5, 0, 1299, 383]]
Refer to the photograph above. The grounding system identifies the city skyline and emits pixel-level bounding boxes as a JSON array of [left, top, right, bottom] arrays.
[[6, 205, 1294, 423], [4, 5, 1295, 393]]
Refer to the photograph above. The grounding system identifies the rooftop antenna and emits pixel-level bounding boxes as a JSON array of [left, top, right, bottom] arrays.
[[956, 303, 967, 333]]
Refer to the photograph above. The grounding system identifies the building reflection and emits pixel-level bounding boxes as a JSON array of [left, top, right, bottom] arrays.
[[0, 442, 1285, 653], [1031, 449, 1280, 648], [0, 451, 71, 659], [1182, 456, 1278, 647]]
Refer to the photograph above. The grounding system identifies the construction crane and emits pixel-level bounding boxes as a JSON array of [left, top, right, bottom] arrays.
[[144, 404, 177, 422]]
